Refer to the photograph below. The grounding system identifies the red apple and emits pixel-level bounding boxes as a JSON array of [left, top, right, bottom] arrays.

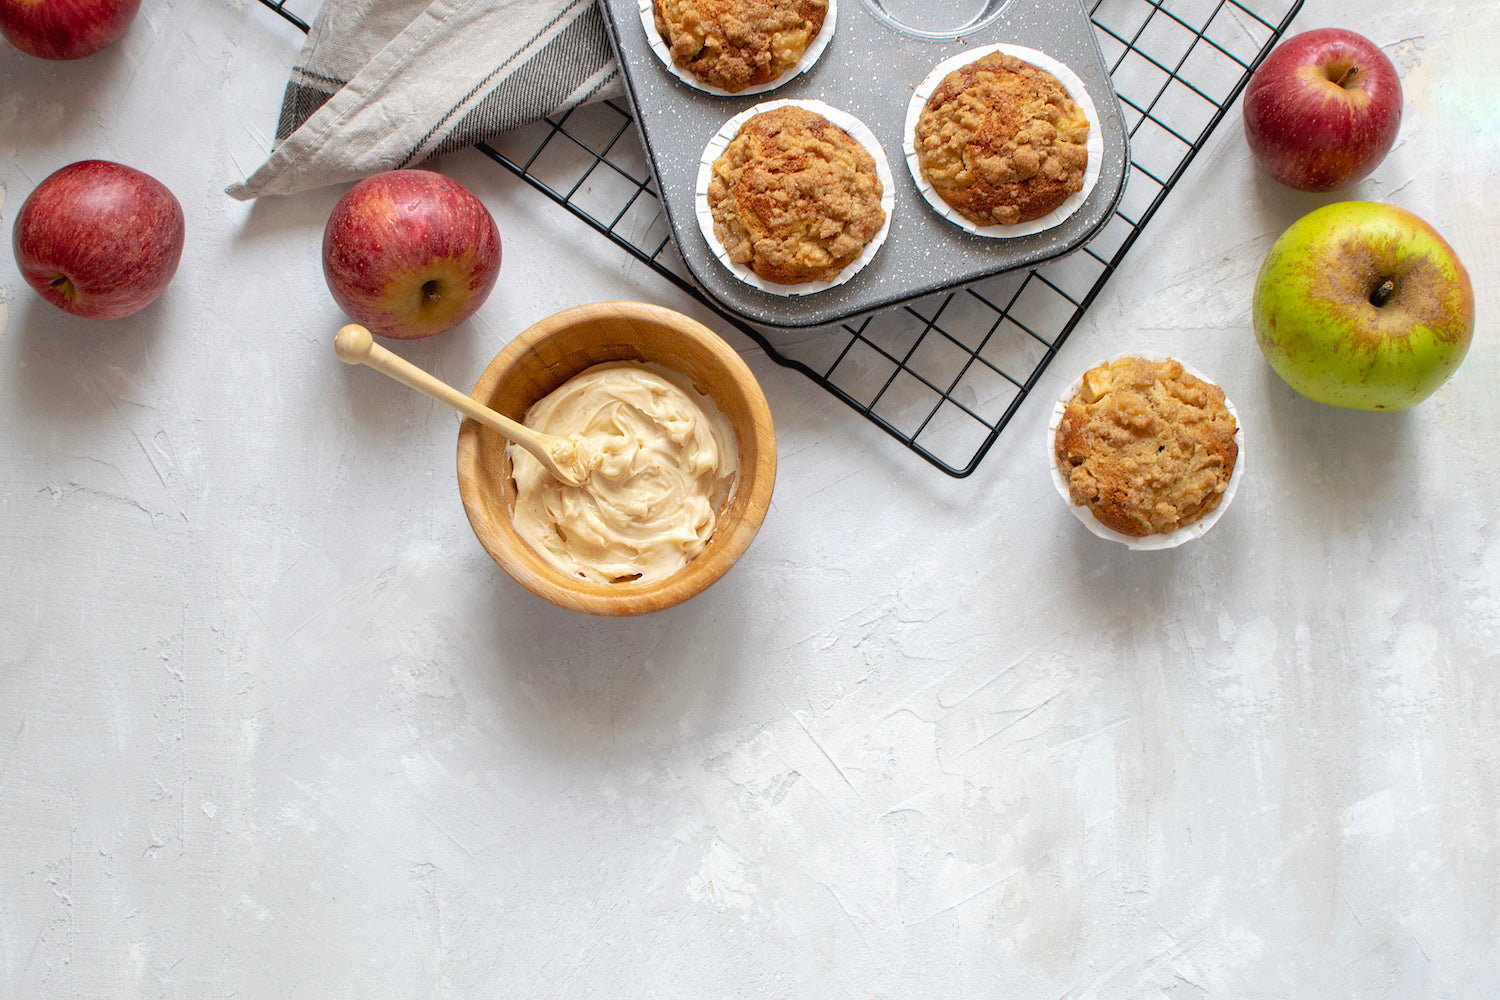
[[0, 0, 141, 60], [1241, 28, 1403, 192], [12, 159, 185, 320], [322, 170, 502, 340]]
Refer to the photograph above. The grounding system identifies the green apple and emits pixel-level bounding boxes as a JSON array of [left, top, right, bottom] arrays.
[[1251, 201, 1474, 411]]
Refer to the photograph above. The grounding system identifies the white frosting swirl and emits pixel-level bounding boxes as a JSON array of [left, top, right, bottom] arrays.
[[508, 362, 739, 584]]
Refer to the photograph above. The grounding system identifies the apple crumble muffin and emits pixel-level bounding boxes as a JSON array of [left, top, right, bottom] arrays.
[[707, 105, 885, 285], [653, 0, 828, 93], [914, 50, 1090, 227], [1054, 356, 1238, 537]]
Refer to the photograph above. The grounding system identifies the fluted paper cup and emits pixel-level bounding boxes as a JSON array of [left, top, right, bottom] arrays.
[[905, 43, 1104, 238], [696, 98, 895, 296], [639, 0, 837, 97], [1048, 354, 1244, 550]]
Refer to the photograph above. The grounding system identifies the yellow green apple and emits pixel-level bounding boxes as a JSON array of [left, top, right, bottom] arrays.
[[1251, 201, 1474, 410]]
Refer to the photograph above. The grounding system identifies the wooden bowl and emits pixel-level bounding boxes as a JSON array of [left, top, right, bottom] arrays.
[[456, 301, 777, 616]]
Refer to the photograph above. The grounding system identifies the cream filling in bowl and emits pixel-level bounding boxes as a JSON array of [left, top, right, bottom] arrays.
[[508, 361, 740, 584]]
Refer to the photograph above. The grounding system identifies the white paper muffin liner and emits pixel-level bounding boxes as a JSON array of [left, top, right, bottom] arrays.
[[695, 98, 895, 296], [1047, 354, 1244, 551], [904, 43, 1105, 238], [638, 0, 837, 97]]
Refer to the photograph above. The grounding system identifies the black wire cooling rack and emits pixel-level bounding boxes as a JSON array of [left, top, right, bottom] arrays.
[[256, 0, 1302, 476]]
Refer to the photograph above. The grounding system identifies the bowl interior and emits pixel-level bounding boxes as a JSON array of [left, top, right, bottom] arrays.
[[456, 301, 776, 616]]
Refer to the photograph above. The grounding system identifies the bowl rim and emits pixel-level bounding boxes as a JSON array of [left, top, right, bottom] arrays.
[[456, 300, 777, 616]]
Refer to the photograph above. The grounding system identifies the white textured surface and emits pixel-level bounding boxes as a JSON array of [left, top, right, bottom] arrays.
[[1, 0, 1497, 996]]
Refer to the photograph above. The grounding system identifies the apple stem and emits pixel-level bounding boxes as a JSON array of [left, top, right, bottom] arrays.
[[422, 280, 441, 304], [1333, 63, 1360, 88], [1371, 278, 1396, 308]]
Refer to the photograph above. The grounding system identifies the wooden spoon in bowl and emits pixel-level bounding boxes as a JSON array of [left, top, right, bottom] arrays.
[[334, 324, 593, 488]]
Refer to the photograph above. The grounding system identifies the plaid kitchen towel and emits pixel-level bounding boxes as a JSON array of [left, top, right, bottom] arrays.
[[227, 0, 623, 199]]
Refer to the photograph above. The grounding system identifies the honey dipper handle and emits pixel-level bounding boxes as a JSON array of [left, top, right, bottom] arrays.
[[334, 324, 582, 486]]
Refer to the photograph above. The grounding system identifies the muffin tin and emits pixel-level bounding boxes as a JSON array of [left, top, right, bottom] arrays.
[[601, 0, 1129, 329]]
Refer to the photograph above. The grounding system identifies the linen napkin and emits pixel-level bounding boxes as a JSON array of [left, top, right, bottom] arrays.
[[227, 0, 623, 200]]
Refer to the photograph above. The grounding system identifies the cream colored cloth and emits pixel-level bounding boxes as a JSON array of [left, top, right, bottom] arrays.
[[228, 0, 623, 199]]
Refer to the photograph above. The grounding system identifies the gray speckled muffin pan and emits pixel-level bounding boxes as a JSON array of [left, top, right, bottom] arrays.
[[600, 0, 1130, 329]]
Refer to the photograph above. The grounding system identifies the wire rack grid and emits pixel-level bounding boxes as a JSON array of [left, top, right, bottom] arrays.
[[257, 0, 1302, 477]]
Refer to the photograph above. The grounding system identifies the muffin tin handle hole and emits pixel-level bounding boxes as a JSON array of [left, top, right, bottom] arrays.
[[859, 0, 1011, 38]]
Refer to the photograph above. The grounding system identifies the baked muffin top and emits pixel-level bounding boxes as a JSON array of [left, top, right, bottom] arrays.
[[707, 105, 885, 285], [1054, 356, 1238, 537], [914, 51, 1090, 227], [653, 0, 828, 93]]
